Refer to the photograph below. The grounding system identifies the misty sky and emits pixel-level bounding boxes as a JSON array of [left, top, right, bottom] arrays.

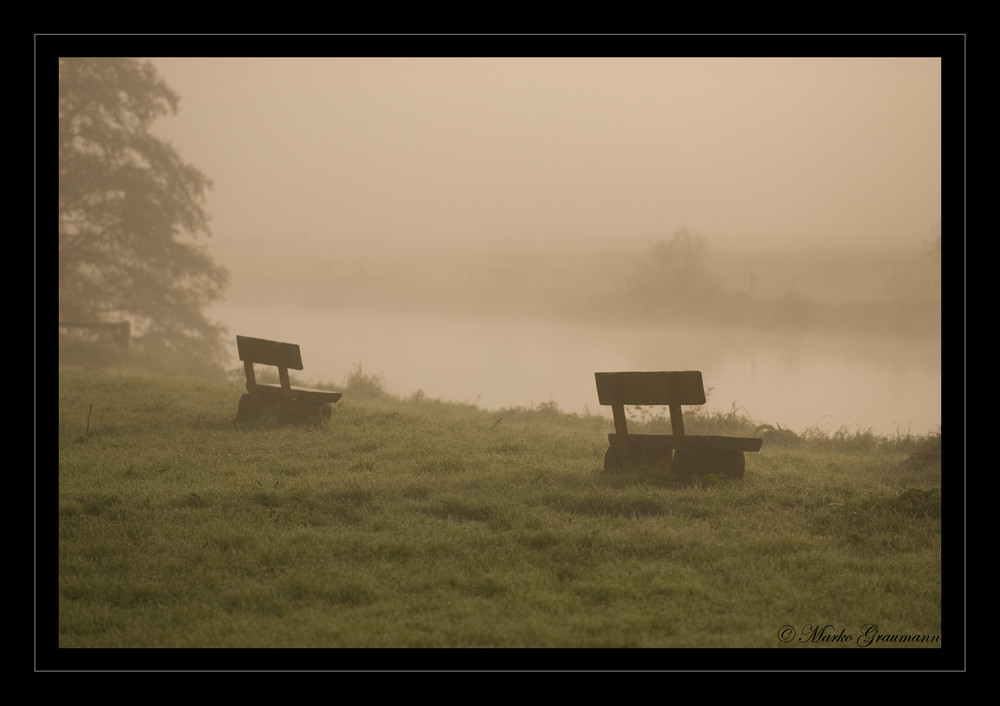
[[148, 57, 941, 256]]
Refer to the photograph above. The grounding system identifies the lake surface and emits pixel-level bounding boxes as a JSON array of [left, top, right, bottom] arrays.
[[218, 305, 942, 437]]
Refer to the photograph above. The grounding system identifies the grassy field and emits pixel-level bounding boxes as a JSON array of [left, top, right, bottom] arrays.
[[49, 362, 950, 666]]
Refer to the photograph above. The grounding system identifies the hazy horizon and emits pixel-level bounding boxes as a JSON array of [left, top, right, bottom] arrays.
[[147, 57, 942, 260]]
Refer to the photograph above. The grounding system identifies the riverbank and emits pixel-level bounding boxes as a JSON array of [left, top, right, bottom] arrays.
[[216, 243, 942, 339]]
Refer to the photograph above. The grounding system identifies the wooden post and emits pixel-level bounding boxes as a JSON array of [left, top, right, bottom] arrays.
[[242, 360, 259, 414], [609, 376, 632, 464], [278, 366, 292, 403], [116, 321, 130, 348], [668, 402, 685, 437]]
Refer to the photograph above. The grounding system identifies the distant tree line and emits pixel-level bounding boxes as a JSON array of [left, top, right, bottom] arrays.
[[619, 228, 938, 336]]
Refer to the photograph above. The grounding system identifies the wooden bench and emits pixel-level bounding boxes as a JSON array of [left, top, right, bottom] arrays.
[[59, 320, 131, 348], [235, 335, 342, 423], [595, 370, 762, 477]]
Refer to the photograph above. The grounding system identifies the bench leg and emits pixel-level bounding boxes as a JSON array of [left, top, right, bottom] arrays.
[[237, 395, 331, 425], [277, 399, 332, 424], [673, 448, 745, 479], [236, 393, 257, 422]]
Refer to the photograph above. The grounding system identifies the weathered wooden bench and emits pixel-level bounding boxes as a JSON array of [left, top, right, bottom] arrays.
[[235, 335, 342, 423], [595, 370, 762, 477], [59, 320, 131, 348]]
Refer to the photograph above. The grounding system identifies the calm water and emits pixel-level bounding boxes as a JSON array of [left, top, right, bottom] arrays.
[[218, 305, 942, 437]]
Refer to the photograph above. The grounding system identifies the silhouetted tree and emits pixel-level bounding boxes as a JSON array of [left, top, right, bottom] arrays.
[[636, 228, 716, 299], [59, 58, 227, 364], [647, 229, 712, 292]]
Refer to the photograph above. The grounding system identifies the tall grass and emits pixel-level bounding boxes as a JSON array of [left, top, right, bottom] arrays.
[[53, 365, 945, 658]]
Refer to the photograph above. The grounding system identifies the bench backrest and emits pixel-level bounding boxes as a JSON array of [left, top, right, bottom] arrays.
[[595, 371, 706, 440], [237, 336, 304, 370], [236, 335, 305, 400], [595, 371, 706, 407]]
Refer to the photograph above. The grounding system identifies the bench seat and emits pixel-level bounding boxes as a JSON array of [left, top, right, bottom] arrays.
[[252, 382, 343, 405]]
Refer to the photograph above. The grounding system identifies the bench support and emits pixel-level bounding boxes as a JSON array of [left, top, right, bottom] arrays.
[[237, 393, 333, 424], [603, 447, 746, 478], [604, 446, 673, 474], [673, 448, 746, 479]]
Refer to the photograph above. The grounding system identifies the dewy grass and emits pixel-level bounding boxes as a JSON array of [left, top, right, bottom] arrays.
[[53, 366, 946, 652]]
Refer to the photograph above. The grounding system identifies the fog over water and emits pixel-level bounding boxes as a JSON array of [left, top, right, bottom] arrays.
[[148, 56, 943, 435]]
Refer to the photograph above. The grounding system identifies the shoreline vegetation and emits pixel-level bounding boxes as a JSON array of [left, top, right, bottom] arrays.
[[217, 241, 943, 340]]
